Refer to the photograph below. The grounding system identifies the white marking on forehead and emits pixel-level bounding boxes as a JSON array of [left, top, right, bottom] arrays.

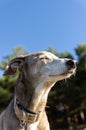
[[38, 51, 59, 59]]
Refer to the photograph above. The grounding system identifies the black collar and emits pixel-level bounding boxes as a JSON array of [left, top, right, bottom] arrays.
[[16, 99, 39, 115]]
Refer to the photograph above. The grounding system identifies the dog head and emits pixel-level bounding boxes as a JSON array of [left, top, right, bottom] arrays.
[[3, 51, 77, 83]]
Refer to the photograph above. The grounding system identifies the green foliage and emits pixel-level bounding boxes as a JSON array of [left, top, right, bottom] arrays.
[[75, 44, 86, 71], [75, 44, 86, 59], [0, 87, 11, 104]]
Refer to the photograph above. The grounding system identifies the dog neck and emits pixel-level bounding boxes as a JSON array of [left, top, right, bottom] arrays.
[[15, 73, 55, 113]]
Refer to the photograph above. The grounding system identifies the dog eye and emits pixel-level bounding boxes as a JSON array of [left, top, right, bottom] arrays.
[[40, 57, 49, 60], [45, 57, 50, 60]]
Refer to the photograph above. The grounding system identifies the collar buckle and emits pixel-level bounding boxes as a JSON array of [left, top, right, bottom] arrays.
[[27, 112, 40, 123]]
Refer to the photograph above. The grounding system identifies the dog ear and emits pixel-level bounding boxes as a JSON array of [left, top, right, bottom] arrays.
[[3, 57, 25, 76]]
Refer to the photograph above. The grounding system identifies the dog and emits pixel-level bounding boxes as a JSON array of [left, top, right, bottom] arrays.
[[0, 51, 77, 130]]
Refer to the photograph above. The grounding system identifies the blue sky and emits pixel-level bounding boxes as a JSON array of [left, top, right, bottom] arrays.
[[0, 0, 86, 62]]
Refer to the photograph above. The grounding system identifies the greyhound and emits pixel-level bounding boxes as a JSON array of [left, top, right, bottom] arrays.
[[0, 51, 77, 130]]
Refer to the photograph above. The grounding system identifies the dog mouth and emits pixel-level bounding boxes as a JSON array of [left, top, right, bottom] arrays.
[[49, 69, 75, 77], [64, 68, 75, 74]]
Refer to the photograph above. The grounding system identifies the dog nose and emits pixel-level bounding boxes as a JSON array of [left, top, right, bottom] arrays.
[[66, 60, 77, 69]]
